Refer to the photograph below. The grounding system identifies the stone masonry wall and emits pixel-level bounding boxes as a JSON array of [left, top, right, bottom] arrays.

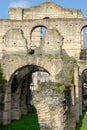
[[0, 2, 87, 129], [0, 18, 87, 59], [7, 2, 84, 59], [9, 2, 83, 20], [33, 82, 68, 130]]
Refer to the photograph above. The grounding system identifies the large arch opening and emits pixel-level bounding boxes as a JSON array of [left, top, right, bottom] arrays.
[[81, 69, 87, 106], [9, 65, 51, 121], [30, 25, 47, 50]]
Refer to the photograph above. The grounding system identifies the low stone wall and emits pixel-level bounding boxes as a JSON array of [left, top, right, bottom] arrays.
[[33, 82, 69, 130]]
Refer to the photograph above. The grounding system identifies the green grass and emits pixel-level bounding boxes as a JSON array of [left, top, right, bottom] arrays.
[[0, 106, 40, 130], [76, 107, 87, 130]]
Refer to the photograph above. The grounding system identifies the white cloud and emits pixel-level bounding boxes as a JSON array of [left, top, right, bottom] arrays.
[[9, 0, 31, 8]]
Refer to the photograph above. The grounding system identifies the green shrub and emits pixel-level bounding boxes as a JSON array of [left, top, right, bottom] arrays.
[[0, 65, 6, 93], [76, 107, 87, 130]]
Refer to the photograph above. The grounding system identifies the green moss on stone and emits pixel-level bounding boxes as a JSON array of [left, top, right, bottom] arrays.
[[55, 55, 75, 87], [78, 60, 87, 64], [61, 55, 75, 62], [37, 82, 68, 94], [53, 82, 68, 93]]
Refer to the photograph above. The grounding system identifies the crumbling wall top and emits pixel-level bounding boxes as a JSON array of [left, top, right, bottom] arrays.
[[9, 2, 83, 20]]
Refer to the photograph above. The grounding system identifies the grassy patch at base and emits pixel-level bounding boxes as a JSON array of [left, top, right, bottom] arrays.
[[76, 107, 87, 130], [0, 106, 40, 130]]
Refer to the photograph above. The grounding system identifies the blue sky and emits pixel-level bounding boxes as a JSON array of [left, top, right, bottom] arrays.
[[0, 0, 87, 18]]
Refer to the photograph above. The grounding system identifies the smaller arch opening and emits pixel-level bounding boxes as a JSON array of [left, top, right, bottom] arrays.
[[81, 26, 87, 48], [80, 26, 87, 59], [43, 17, 50, 19], [30, 25, 47, 50]]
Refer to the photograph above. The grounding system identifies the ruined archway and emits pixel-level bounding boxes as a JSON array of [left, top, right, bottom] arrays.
[[1, 59, 69, 129], [3, 64, 51, 124]]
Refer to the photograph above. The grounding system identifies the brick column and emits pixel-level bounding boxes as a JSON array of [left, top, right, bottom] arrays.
[[69, 86, 76, 130], [33, 83, 68, 130], [79, 76, 82, 116], [74, 64, 80, 122]]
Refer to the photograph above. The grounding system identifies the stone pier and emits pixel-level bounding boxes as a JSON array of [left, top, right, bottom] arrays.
[[33, 82, 69, 130]]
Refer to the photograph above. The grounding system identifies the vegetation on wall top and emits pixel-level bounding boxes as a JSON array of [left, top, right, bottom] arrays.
[[37, 82, 69, 94]]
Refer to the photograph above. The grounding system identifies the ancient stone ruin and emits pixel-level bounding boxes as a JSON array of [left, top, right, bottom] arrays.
[[0, 2, 87, 130]]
